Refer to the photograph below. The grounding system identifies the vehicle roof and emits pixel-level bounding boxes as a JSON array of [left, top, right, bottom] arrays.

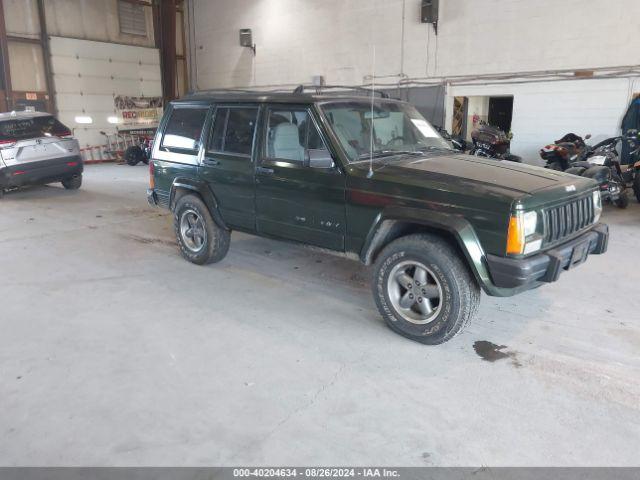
[[0, 110, 52, 121], [175, 90, 403, 106]]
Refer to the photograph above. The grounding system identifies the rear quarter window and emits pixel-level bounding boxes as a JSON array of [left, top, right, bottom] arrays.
[[161, 107, 209, 152]]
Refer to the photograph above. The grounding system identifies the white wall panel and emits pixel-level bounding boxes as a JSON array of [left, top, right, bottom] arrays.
[[188, 0, 640, 89], [7, 41, 47, 91], [49, 36, 161, 147], [3, 0, 40, 39]]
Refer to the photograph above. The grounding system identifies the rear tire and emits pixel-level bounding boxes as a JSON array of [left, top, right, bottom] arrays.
[[372, 233, 480, 345], [174, 194, 230, 265], [61, 174, 82, 190], [615, 190, 629, 209], [124, 146, 144, 166], [504, 154, 522, 163], [633, 174, 640, 203], [546, 162, 564, 171]]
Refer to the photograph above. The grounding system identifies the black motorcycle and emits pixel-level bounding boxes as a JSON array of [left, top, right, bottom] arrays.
[[618, 129, 640, 202], [470, 123, 522, 162], [434, 126, 467, 152], [540, 133, 628, 208], [124, 135, 153, 166]]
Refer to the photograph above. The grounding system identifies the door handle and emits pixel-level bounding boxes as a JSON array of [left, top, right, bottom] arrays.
[[204, 158, 220, 166], [256, 166, 274, 175]]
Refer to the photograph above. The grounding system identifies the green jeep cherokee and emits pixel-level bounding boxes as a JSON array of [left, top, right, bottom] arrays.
[[147, 88, 609, 344]]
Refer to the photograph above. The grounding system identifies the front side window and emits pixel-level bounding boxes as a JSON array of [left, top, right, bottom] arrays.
[[208, 107, 258, 156], [264, 107, 329, 163], [161, 108, 208, 152], [320, 100, 451, 162]]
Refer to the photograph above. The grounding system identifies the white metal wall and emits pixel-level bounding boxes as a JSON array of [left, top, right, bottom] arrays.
[[445, 77, 640, 164], [187, 0, 640, 89], [49, 36, 162, 148]]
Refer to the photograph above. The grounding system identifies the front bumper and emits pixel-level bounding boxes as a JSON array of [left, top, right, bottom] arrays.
[[486, 223, 609, 289]]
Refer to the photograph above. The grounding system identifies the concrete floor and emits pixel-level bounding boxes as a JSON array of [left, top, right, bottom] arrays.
[[0, 164, 639, 466]]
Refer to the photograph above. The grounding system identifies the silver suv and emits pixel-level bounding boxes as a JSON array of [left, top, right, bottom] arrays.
[[0, 111, 83, 198]]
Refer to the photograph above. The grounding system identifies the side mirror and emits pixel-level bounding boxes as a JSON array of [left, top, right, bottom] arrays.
[[308, 149, 334, 169], [585, 134, 592, 140]]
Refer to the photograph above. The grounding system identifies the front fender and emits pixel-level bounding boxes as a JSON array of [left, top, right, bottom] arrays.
[[360, 207, 514, 296]]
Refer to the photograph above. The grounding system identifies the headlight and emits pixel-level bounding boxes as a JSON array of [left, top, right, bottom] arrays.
[[588, 155, 607, 166], [523, 211, 538, 237], [593, 190, 602, 223], [507, 210, 542, 255]]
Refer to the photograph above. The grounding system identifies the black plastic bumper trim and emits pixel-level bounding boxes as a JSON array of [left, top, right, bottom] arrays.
[[0, 156, 83, 189], [147, 188, 158, 207], [486, 223, 609, 289]]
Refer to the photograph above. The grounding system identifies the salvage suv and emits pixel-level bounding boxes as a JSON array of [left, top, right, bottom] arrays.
[[0, 111, 83, 198], [147, 87, 609, 344]]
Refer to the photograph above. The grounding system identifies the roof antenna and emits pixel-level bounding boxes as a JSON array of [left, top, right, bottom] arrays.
[[367, 45, 376, 179]]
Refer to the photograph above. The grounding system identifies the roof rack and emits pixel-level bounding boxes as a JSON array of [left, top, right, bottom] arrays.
[[186, 88, 270, 96], [293, 84, 390, 99]]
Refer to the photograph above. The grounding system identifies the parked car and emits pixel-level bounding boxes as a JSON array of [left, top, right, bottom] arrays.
[[0, 111, 83, 198], [147, 87, 609, 345]]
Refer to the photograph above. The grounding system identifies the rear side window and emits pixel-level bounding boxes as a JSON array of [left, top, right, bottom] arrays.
[[0, 116, 71, 142], [208, 107, 258, 157], [161, 107, 208, 152]]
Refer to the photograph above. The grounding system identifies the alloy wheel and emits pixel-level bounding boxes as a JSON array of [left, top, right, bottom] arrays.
[[387, 260, 443, 324], [180, 209, 207, 252]]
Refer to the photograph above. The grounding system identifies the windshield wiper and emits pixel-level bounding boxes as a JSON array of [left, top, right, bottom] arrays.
[[416, 145, 454, 152], [357, 150, 423, 160]]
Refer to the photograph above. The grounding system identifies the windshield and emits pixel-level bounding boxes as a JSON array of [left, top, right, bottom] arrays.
[[320, 100, 452, 162]]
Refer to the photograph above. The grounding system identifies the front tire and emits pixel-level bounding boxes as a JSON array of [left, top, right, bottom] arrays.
[[372, 233, 480, 345], [174, 194, 230, 265], [61, 174, 82, 190]]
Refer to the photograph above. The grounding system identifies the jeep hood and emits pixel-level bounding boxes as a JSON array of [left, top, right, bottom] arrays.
[[354, 152, 596, 202]]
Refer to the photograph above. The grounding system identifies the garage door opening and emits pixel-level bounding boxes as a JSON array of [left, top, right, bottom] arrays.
[[488, 96, 514, 134]]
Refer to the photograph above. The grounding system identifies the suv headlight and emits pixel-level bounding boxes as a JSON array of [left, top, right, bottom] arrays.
[[593, 190, 602, 223], [507, 210, 543, 255]]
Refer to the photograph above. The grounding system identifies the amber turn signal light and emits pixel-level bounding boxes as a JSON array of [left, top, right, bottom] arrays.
[[506, 214, 524, 255], [149, 161, 155, 189]]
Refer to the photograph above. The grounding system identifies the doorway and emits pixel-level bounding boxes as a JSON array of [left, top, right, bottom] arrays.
[[488, 96, 514, 134], [452, 96, 468, 137]]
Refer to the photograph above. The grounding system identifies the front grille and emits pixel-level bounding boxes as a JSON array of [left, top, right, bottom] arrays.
[[543, 194, 595, 244]]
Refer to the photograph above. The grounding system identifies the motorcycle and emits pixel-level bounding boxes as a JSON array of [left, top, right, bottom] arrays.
[[618, 129, 640, 202], [124, 136, 153, 166], [540, 133, 628, 208], [434, 126, 467, 152], [470, 123, 522, 162]]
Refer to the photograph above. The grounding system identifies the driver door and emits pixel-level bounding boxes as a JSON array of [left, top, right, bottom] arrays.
[[255, 105, 346, 250]]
